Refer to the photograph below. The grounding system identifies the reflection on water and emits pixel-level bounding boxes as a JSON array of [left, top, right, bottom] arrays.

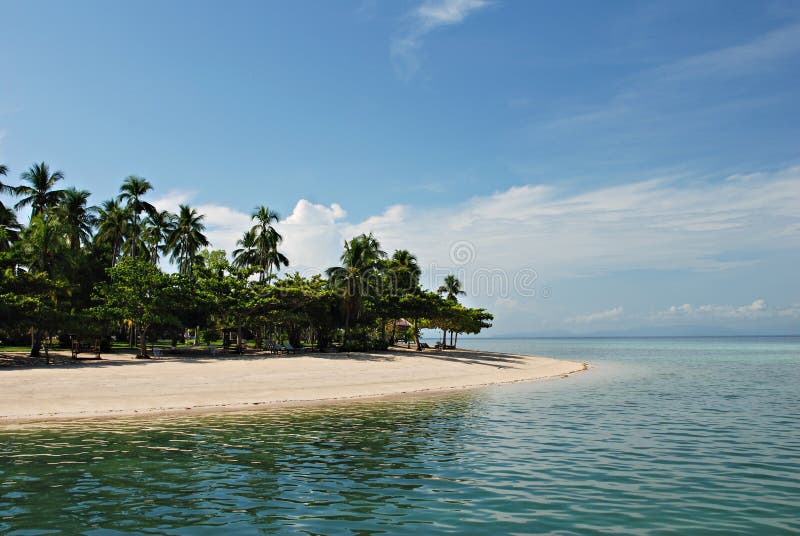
[[2, 337, 799, 534]]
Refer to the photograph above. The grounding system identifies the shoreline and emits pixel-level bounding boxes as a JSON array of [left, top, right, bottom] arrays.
[[0, 347, 587, 426]]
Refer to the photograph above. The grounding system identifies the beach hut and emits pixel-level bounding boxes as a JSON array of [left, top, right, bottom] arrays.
[[391, 318, 412, 344]]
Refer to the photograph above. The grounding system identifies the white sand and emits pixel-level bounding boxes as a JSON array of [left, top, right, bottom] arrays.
[[0, 348, 586, 423]]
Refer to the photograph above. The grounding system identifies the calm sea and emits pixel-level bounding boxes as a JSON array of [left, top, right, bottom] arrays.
[[1, 337, 799, 534]]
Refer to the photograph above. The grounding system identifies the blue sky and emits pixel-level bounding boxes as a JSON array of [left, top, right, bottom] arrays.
[[1, 0, 799, 335]]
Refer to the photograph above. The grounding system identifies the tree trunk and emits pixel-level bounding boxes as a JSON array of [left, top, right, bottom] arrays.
[[414, 318, 421, 351], [454, 332, 458, 348], [390, 319, 397, 345], [237, 320, 243, 353], [30, 327, 42, 358], [139, 326, 149, 358], [442, 328, 447, 348], [195, 325, 200, 346], [450, 331, 454, 346], [344, 309, 350, 345]]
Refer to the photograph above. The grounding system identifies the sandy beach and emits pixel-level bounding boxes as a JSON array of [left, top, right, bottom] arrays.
[[0, 347, 585, 424]]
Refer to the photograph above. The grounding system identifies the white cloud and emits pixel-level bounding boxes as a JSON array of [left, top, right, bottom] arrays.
[[567, 307, 624, 324], [653, 299, 800, 321], [416, 0, 490, 28], [153, 166, 800, 304], [536, 23, 800, 133], [391, 0, 491, 80], [152, 190, 194, 212], [651, 22, 800, 82]]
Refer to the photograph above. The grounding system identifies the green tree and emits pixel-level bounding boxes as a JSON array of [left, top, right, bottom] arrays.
[[166, 204, 209, 275], [142, 209, 176, 265], [232, 229, 258, 270], [437, 274, 466, 347], [13, 162, 66, 218], [0, 205, 21, 252], [57, 188, 96, 252], [268, 273, 338, 349], [0, 164, 14, 212], [0, 266, 64, 359], [385, 249, 422, 343], [19, 214, 67, 278], [0, 164, 17, 250], [326, 233, 386, 343], [94, 199, 128, 265], [399, 291, 442, 351], [248, 206, 288, 281], [94, 258, 179, 358], [117, 175, 156, 259]]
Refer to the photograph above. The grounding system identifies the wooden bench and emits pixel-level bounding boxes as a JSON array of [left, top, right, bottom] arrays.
[[71, 338, 101, 360]]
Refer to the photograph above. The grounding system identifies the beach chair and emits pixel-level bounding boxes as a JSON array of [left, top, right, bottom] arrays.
[[283, 342, 299, 354]]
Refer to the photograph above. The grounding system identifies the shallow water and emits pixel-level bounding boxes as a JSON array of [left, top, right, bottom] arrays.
[[2, 337, 799, 534]]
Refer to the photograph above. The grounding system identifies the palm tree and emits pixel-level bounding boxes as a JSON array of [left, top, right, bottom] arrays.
[[232, 229, 259, 270], [387, 249, 421, 342], [117, 175, 156, 259], [249, 206, 288, 281], [19, 214, 67, 277], [390, 249, 421, 292], [0, 165, 18, 245], [166, 204, 209, 275], [438, 274, 465, 302], [0, 164, 13, 209], [0, 204, 21, 252], [437, 274, 466, 347], [57, 188, 97, 252], [94, 199, 128, 265], [142, 210, 175, 265], [326, 233, 386, 342], [14, 162, 66, 218]]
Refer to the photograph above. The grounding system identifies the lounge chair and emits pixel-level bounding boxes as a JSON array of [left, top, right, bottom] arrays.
[[283, 342, 299, 354]]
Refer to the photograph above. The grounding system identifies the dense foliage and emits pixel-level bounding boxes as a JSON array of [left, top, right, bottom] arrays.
[[0, 162, 492, 357]]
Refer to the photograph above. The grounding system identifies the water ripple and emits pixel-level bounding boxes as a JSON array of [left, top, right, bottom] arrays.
[[1, 337, 799, 534]]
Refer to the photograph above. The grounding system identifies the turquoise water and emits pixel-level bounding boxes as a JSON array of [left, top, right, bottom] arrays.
[[1, 337, 799, 534]]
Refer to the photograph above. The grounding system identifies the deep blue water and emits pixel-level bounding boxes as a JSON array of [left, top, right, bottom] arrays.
[[1, 337, 799, 534]]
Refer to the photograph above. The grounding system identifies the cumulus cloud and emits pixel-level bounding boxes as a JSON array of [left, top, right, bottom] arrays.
[[154, 166, 800, 291], [567, 307, 624, 324], [391, 0, 491, 80], [149, 167, 800, 333]]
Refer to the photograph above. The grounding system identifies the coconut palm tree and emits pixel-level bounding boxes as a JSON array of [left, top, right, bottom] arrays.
[[94, 199, 128, 265], [166, 204, 209, 275], [142, 209, 175, 265], [117, 175, 156, 259], [19, 214, 67, 277], [438, 274, 465, 302], [0, 165, 17, 241], [14, 162, 66, 218], [0, 164, 12, 209], [248, 205, 288, 281], [386, 249, 421, 342], [0, 204, 21, 252], [57, 188, 97, 252], [326, 233, 386, 342], [232, 229, 259, 270], [390, 249, 421, 292], [437, 274, 466, 347]]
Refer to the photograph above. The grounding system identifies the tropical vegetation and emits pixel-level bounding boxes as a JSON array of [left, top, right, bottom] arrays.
[[0, 162, 492, 358]]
